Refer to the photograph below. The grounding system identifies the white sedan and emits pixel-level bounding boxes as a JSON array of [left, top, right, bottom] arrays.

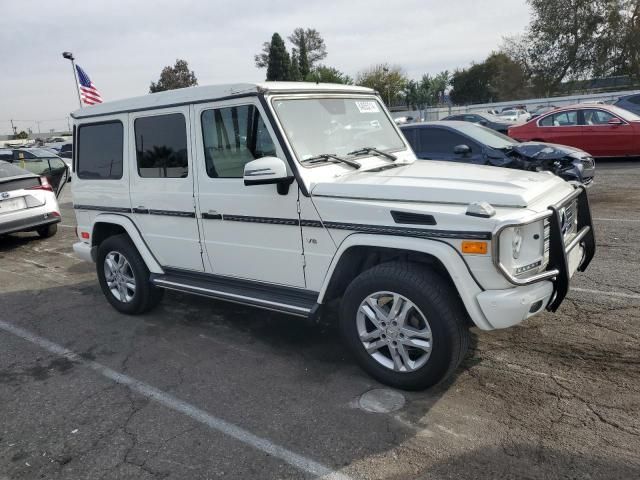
[[0, 161, 63, 238]]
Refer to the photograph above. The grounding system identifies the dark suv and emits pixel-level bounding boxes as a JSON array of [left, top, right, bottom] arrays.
[[614, 93, 640, 116]]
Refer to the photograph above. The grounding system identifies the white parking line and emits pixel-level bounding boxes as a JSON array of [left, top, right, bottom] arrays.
[[571, 287, 640, 300], [594, 217, 640, 223], [0, 320, 352, 480], [59, 224, 76, 228]]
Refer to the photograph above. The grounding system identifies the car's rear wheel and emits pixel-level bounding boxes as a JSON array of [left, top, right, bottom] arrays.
[[340, 262, 469, 390], [96, 234, 163, 314], [37, 223, 57, 238]]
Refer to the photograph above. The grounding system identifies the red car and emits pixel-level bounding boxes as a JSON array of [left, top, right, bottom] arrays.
[[508, 104, 640, 158]]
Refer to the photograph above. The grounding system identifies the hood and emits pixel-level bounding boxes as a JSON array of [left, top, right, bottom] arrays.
[[311, 160, 572, 208], [510, 142, 588, 160]]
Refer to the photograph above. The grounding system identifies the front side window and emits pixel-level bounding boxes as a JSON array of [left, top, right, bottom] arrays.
[[583, 109, 615, 125], [419, 128, 470, 153], [77, 121, 123, 179], [201, 105, 276, 178], [272, 97, 405, 163], [135, 113, 188, 178]]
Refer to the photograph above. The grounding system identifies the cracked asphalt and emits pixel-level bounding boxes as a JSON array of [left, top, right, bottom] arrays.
[[1, 160, 639, 479]]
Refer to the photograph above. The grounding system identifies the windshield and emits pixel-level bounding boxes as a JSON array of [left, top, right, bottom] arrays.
[[272, 97, 406, 163], [606, 104, 640, 121], [26, 148, 57, 158], [455, 123, 518, 149]]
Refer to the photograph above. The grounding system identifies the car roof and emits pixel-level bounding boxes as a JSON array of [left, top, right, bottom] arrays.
[[71, 82, 375, 119]]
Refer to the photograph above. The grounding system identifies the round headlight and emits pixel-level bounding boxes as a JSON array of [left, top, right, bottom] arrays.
[[512, 227, 523, 259]]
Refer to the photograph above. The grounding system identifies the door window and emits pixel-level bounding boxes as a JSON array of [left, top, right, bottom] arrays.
[[418, 128, 472, 153], [135, 113, 188, 178], [582, 109, 616, 125], [540, 111, 578, 127], [77, 121, 123, 179], [201, 105, 276, 178]]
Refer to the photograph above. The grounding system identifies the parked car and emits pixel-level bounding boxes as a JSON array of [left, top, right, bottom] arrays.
[[441, 112, 514, 133], [0, 161, 62, 238], [508, 104, 640, 157], [529, 105, 558, 120], [0, 148, 69, 193], [614, 93, 640, 116], [58, 143, 72, 159], [400, 121, 595, 186], [497, 109, 530, 123], [71, 82, 595, 391]]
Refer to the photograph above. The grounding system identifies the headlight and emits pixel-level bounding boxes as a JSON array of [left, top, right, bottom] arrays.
[[512, 227, 523, 259], [499, 221, 547, 278]]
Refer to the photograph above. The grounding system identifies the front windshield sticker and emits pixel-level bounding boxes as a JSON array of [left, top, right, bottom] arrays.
[[355, 101, 380, 113]]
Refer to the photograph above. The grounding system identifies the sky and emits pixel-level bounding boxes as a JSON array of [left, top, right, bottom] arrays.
[[0, 0, 530, 134]]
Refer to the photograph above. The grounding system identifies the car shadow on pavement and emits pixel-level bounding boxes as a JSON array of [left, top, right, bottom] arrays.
[[417, 443, 640, 480], [0, 233, 41, 252]]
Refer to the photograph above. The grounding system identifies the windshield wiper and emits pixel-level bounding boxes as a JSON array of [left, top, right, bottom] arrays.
[[300, 153, 360, 169], [347, 147, 397, 161]]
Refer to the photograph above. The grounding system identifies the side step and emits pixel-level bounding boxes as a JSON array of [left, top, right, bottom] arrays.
[[150, 269, 319, 318]]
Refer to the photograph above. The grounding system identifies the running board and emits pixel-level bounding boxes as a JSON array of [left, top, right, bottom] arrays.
[[150, 269, 319, 318]]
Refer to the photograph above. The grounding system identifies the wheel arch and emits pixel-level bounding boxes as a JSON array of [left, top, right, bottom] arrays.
[[91, 214, 164, 274], [318, 234, 492, 330]]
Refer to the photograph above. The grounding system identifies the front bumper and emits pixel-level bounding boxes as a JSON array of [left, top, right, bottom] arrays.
[[477, 281, 554, 329]]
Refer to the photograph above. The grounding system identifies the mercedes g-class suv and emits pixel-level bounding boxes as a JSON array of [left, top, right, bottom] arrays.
[[71, 83, 595, 390]]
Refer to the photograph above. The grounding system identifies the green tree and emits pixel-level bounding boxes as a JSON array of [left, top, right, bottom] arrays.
[[290, 50, 302, 81], [15, 130, 28, 140], [298, 31, 310, 78], [266, 33, 291, 81], [305, 65, 353, 84], [450, 63, 493, 104], [288, 28, 327, 67], [149, 59, 198, 93], [356, 64, 408, 106]]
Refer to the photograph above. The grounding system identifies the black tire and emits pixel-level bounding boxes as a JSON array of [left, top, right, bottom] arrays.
[[340, 262, 469, 391], [37, 223, 57, 238], [96, 234, 163, 315]]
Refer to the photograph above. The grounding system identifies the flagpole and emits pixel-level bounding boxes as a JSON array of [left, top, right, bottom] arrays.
[[62, 52, 83, 109]]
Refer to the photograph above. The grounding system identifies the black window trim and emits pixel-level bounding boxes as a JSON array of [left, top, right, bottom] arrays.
[[134, 112, 189, 179], [77, 119, 124, 180]]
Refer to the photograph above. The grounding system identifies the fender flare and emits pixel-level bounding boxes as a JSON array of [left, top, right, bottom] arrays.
[[317, 233, 493, 330], [92, 214, 164, 274]]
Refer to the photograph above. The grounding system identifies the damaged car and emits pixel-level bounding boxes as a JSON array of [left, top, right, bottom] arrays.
[[400, 121, 594, 186]]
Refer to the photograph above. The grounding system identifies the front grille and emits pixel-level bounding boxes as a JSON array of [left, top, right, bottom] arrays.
[[581, 157, 595, 169], [543, 198, 578, 264]]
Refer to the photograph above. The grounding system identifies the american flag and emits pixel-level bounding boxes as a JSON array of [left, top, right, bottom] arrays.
[[76, 64, 103, 105]]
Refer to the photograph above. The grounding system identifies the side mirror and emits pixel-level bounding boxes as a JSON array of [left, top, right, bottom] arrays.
[[608, 117, 623, 125], [243, 157, 294, 195], [454, 144, 471, 155], [479, 120, 488, 126]]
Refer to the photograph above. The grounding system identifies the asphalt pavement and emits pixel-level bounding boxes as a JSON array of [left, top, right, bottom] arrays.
[[1, 160, 639, 479]]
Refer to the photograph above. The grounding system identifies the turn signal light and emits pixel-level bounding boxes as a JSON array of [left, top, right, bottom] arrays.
[[81, 231, 90, 239], [461, 241, 488, 255]]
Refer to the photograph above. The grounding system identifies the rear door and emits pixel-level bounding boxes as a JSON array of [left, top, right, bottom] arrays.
[[128, 107, 204, 271], [537, 110, 583, 148]]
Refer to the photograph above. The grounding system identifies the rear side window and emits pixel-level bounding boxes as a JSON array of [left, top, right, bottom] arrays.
[[201, 105, 276, 178], [77, 121, 123, 179], [135, 113, 188, 178]]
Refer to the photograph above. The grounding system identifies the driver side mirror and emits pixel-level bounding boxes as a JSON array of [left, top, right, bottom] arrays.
[[243, 157, 294, 195], [608, 117, 623, 125], [478, 120, 488, 126], [453, 144, 471, 155]]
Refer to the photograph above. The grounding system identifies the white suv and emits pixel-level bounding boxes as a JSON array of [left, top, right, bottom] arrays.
[[71, 83, 595, 390]]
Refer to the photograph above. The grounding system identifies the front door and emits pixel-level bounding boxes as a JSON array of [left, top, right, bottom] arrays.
[[193, 100, 305, 288], [580, 109, 636, 157], [128, 107, 203, 271]]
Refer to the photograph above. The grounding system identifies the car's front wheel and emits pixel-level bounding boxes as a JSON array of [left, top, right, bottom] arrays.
[[340, 262, 470, 390], [96, 234, 163, 315]]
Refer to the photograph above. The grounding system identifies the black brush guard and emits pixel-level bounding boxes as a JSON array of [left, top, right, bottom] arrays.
[[545, 187, 596, 311]]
